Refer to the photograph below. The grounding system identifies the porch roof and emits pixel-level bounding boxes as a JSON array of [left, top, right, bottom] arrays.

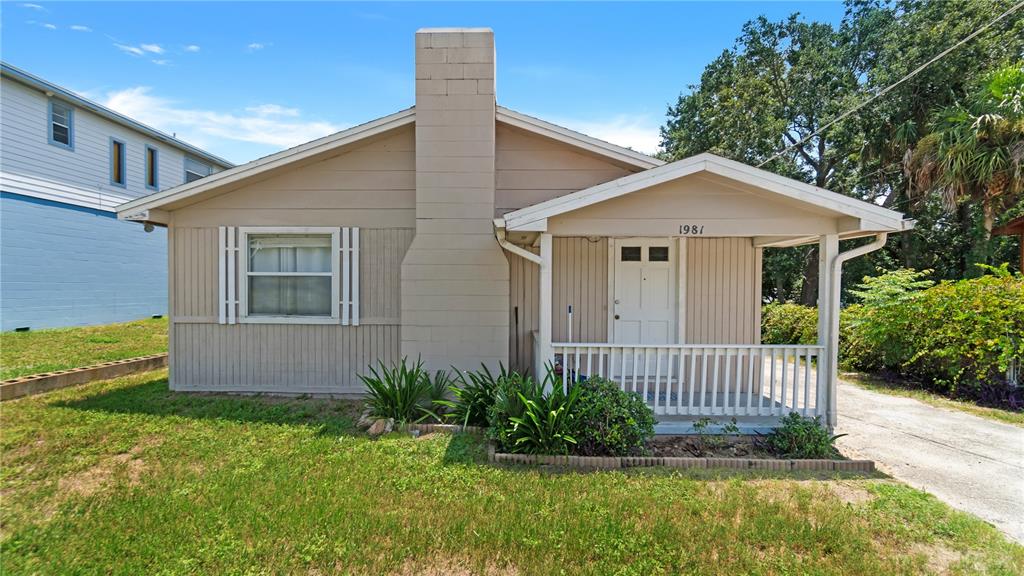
[[500, 153, 915, 246]]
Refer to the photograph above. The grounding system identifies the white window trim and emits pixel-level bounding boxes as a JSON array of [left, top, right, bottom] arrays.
[[238, 226, 341, 325]]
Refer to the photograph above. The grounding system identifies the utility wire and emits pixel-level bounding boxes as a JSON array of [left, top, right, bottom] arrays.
[[757, 0, 1024, 168]]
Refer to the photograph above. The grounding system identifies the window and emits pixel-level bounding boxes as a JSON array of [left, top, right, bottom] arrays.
[[145, 145, 159, 190], [110, 138, 126, 187], [648, 246, 669, 262], [245, 231, 337, 318], [48, 100, 73, 149], [620, 246, 641, 261], [184, 156, 213, 183]]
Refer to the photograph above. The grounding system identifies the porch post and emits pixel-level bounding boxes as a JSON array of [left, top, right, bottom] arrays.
[[817, 234, 839, 429], [536, 233, 553, 387]]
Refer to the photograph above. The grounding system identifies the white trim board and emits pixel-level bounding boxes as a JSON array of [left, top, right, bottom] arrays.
[[502, 153, 912, 234]]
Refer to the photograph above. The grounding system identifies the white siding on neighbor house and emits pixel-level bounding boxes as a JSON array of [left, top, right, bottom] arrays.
[[0, 77, 210, 211]]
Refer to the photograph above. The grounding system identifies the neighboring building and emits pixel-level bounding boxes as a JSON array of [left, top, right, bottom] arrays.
[[0, 62, 231, 331], [117, 29, 913, 431]]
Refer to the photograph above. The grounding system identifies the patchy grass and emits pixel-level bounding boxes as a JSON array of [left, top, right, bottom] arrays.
[[843, 372, 1024, 428], [0, 318, 167, 380], [3, 371, 1021, 575]]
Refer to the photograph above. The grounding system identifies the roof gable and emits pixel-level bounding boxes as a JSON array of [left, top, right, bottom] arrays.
[[502, 153, 911, 234], [117, 106, 661, 221]]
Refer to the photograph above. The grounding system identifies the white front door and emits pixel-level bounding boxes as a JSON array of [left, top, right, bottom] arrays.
[[612, 238, 677, 345]]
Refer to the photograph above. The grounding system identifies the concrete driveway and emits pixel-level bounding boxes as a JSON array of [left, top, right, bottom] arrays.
[[835, 380, 1024, 543]]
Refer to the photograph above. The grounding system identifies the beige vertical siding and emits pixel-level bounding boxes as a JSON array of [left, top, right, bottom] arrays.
[[685, 237, 762, 344], [169, 227, 413, 393], [170, 323, 399, 394], [495, 123, 639, 216], [508, 237, 608, 373]]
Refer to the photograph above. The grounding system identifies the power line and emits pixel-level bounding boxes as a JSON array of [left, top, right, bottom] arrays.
[[757, 0, 1024, 168]]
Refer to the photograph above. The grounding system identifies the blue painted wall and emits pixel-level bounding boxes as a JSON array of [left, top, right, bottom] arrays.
[[0, 192, 167, 331]]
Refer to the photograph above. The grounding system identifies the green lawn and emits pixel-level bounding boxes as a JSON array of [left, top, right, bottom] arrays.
[[3, 371, 1021, 575], [843, 372, 1024, 428], [0, 318, 168, 380]]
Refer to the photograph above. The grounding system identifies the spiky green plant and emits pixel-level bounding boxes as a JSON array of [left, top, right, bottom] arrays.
[[358, 358, 434, 424]]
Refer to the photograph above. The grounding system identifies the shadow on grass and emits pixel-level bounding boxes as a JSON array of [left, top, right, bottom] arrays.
[[52, 373, 363, 438]]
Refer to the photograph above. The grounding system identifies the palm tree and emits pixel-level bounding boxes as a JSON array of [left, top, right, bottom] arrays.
[[905, 64, 1024, 259]]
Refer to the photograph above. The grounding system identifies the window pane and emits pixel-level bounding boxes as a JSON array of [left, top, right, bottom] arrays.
[[248, 276, 331, 316], [111, 141, 125, 184], [249, 235, 332, 273], [146, 148, 157, 187], [649, 246, 669, 262], [185, 157, 212, 178], [52, 124, 70, 145], [621, 246, 641, 261], [185, 171, 203, 183]]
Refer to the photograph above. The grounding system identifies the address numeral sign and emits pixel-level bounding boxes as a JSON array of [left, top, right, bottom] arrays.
[[679, 224, 705, 235]]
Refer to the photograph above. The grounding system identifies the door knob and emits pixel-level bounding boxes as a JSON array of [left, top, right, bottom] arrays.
[[614, 314, 620, 320]]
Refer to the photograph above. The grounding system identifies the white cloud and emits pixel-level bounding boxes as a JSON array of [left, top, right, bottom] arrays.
[[151, 59, 170, 66], [115, 43, 145, 56], [547, 114, 663, 155], [101, 86, 342, 149], [184, 44, 200, 53], [245, 104, 300, 117], [140, 43, 164, 54], [41, 22, 56, 30], [21, 3, 45, 10], [247, 42, 265, 51], [70, 24, 92, 32]]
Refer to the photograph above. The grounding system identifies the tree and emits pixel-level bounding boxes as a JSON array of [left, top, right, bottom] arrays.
[[660, 15, 866, 304], [904, 64, 1024, 267]]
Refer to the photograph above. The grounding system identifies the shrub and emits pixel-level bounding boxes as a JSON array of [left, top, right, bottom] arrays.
[[359, 358, 435, 424], [761, 303, 819, 345], [765, 412, 845, 459], [571, 377, 655, 456], [488, 368, 580, 454], [439, 363, 511, 427]]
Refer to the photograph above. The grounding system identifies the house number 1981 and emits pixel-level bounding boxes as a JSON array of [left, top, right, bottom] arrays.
[[679, 224, 705, 235]]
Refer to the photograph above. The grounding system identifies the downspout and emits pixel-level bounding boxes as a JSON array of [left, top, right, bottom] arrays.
[[494, 219, 542, 265], [825, 233, 887, 429]]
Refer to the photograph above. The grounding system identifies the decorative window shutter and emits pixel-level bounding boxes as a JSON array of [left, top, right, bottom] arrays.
[[218, 226, 238, 324], [340, 227, 360, 325]]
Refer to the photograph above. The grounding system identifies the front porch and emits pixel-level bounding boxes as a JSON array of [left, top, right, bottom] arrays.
[[552, 343, 822, 433], [497, 154, 914, 431]]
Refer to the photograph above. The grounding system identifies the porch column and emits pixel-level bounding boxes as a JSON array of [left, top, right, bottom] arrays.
[[536, 233, 553, 386], [816, 234, 839, 429]]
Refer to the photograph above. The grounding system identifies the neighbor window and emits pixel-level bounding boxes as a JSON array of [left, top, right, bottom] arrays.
[[110, 138, 126, 187], [245, 232, 336, 318], [184, 156, 213, 183], [145, 145, 159, 190], [49, 100, 73, 149]]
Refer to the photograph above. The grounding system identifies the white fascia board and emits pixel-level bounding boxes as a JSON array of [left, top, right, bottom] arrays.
[[496, 106, 664, 170], [116, 108, 415, 215], [504, 152, 908, 232]]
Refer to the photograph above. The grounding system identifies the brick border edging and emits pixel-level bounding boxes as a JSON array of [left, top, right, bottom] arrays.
[[403, 423, 873, 473], [489, 452, 874, 472], [0, 353, 168, 401]]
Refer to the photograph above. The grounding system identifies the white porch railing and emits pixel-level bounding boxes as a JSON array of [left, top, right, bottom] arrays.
[[552, 343, 824, 418]]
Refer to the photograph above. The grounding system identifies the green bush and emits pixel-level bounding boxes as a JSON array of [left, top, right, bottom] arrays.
[[487, 368, 580, 455], [761, 303, 819, 345], [438, 363, 511, 427], [359, 358, 435, 424], [765, 412, 845, 459], [571, 377, 655, 456], [761, 265, 1024, 406]]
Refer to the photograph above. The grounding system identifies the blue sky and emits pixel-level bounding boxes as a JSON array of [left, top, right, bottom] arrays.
[[2, 2, 845, 164]]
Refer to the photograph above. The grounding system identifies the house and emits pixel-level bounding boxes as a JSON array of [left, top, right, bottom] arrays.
[[116, 29, 913, 430], [0, 63, 231, 331]]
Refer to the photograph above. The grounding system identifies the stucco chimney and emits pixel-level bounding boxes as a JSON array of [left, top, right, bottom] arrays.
[[400, 28, 509, 372]]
